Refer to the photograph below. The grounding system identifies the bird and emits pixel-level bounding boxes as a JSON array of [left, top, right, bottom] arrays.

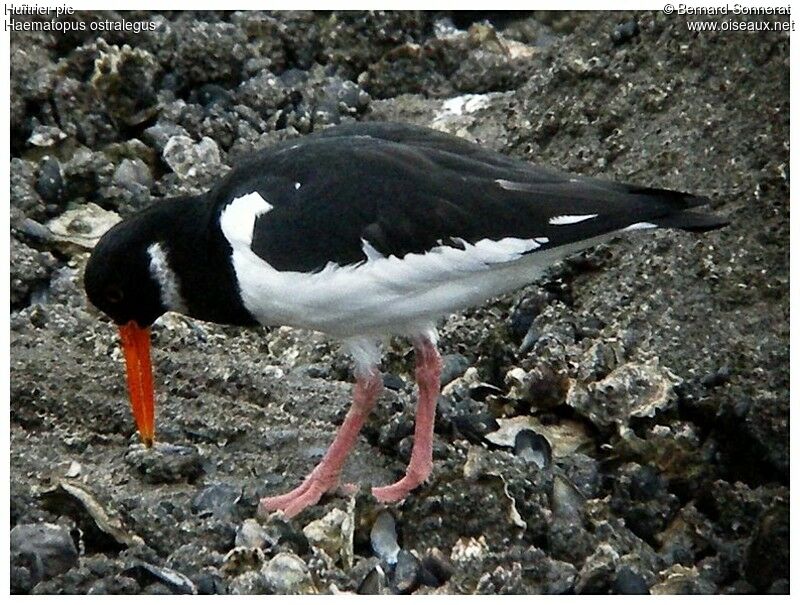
[[84, 121, 726, 518]]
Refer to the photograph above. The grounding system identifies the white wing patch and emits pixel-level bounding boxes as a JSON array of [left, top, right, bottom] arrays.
[[219, 191, 273, 247], [494, 178, 532, 192], [548, 214, 599, 225], [147, 242, 187, 313], [621, 222, 657, 231]]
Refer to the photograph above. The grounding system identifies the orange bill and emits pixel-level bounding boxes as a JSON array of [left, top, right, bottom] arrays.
[[118, 320, 155, 447]]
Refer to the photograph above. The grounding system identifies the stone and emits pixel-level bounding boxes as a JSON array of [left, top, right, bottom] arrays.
[[35, 157, 64, 205], [191, 483, 242, 521], [228, 570, 269, 595], [10, 523, 78, 582], [163, 135, 222, 180], [302, 506, 354, 568], [235, 519, 271, 550], [124, 443, 205, 484], [261, 552, 316, 595], [370, 510, 400, 565], [392, 549, 422, 594]]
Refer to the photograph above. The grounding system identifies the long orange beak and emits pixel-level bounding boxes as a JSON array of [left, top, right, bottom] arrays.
[[118, 321, 155, 447]]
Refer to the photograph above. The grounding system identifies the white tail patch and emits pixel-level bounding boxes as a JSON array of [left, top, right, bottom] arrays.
[[549, 214, 598, 225]]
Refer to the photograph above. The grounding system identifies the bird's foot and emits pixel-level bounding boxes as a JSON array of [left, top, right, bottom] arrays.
[[259, 469, 342, 518], [260, 370, 382, 518], [371, 463, 431, 503]]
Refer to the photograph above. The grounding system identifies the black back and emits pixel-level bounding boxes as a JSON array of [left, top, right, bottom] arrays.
[[207, 122, 724, 273]]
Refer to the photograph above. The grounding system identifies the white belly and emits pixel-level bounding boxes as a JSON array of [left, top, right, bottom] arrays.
[[231, 238, 563, 338]]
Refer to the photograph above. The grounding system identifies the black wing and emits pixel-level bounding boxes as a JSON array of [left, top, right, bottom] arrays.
[[214, 122, 724, 273]]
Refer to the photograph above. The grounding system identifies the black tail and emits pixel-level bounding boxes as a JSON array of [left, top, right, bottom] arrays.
[[628, 187, 728, 233], [654, 209, 729, 232]]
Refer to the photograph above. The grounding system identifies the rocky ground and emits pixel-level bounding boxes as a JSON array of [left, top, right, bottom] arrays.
[[10, 10, 789, 595]]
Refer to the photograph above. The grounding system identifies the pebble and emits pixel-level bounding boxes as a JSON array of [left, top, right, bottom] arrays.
[[15, 217, 52, 242], [194, 569, 228, 595], [440, 353, 470, 386], [27, 124, 67, 147], [419, 548, 455, 587], [261, 552, 316, 595], [189, 83, 232, 109], [258, 514, 310, 555], [35, 157, 63, 205], [302, 506, 354, 568], [505, 364, 569, 408], [700, 366, 731, 389], [10, 236, 56, 308], [382, 373, 406, 391], [513, 429, 552, 469], [610, 20, 640, 46], [509, 289, 553, 343], [378, 413, 414, 450], [322, 78, 370, 112], [468, 382, 504, 401], [143, 121, 191, 153], [453, 412, 500, 444], [191, 483, 242, 521], [10, 523, 78, 582], [551, 473, 586, 523], [235, 518, 272, 550], [613, 566, 650, 594], [392, 549, 422, 594], [162, 135, 222, 180], [744, 499, 789, 590], [576, 543, 619, 594], [370, 510, 400, 565], [112, 158, 153, 191], [357, 565, 387, 594], [124, 443, 205, 484], [122, 562, 197, 595], [228, 570, 269, 595]]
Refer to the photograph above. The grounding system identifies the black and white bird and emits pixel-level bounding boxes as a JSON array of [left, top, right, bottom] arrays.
[[84, 122, 726, 517]]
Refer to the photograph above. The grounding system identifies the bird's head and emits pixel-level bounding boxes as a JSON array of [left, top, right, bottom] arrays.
[[84, 216, 168, 448]]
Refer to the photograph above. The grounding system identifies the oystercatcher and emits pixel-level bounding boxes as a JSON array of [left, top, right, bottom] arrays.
[[84, 122, 726, 517]]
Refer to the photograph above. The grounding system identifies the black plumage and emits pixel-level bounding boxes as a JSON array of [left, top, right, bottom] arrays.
[[202, 122, 725, 273]]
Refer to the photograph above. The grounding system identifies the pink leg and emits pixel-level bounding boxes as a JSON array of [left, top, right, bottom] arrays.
[[372, 336, 442, 503], [260, 369, 382, 518]]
